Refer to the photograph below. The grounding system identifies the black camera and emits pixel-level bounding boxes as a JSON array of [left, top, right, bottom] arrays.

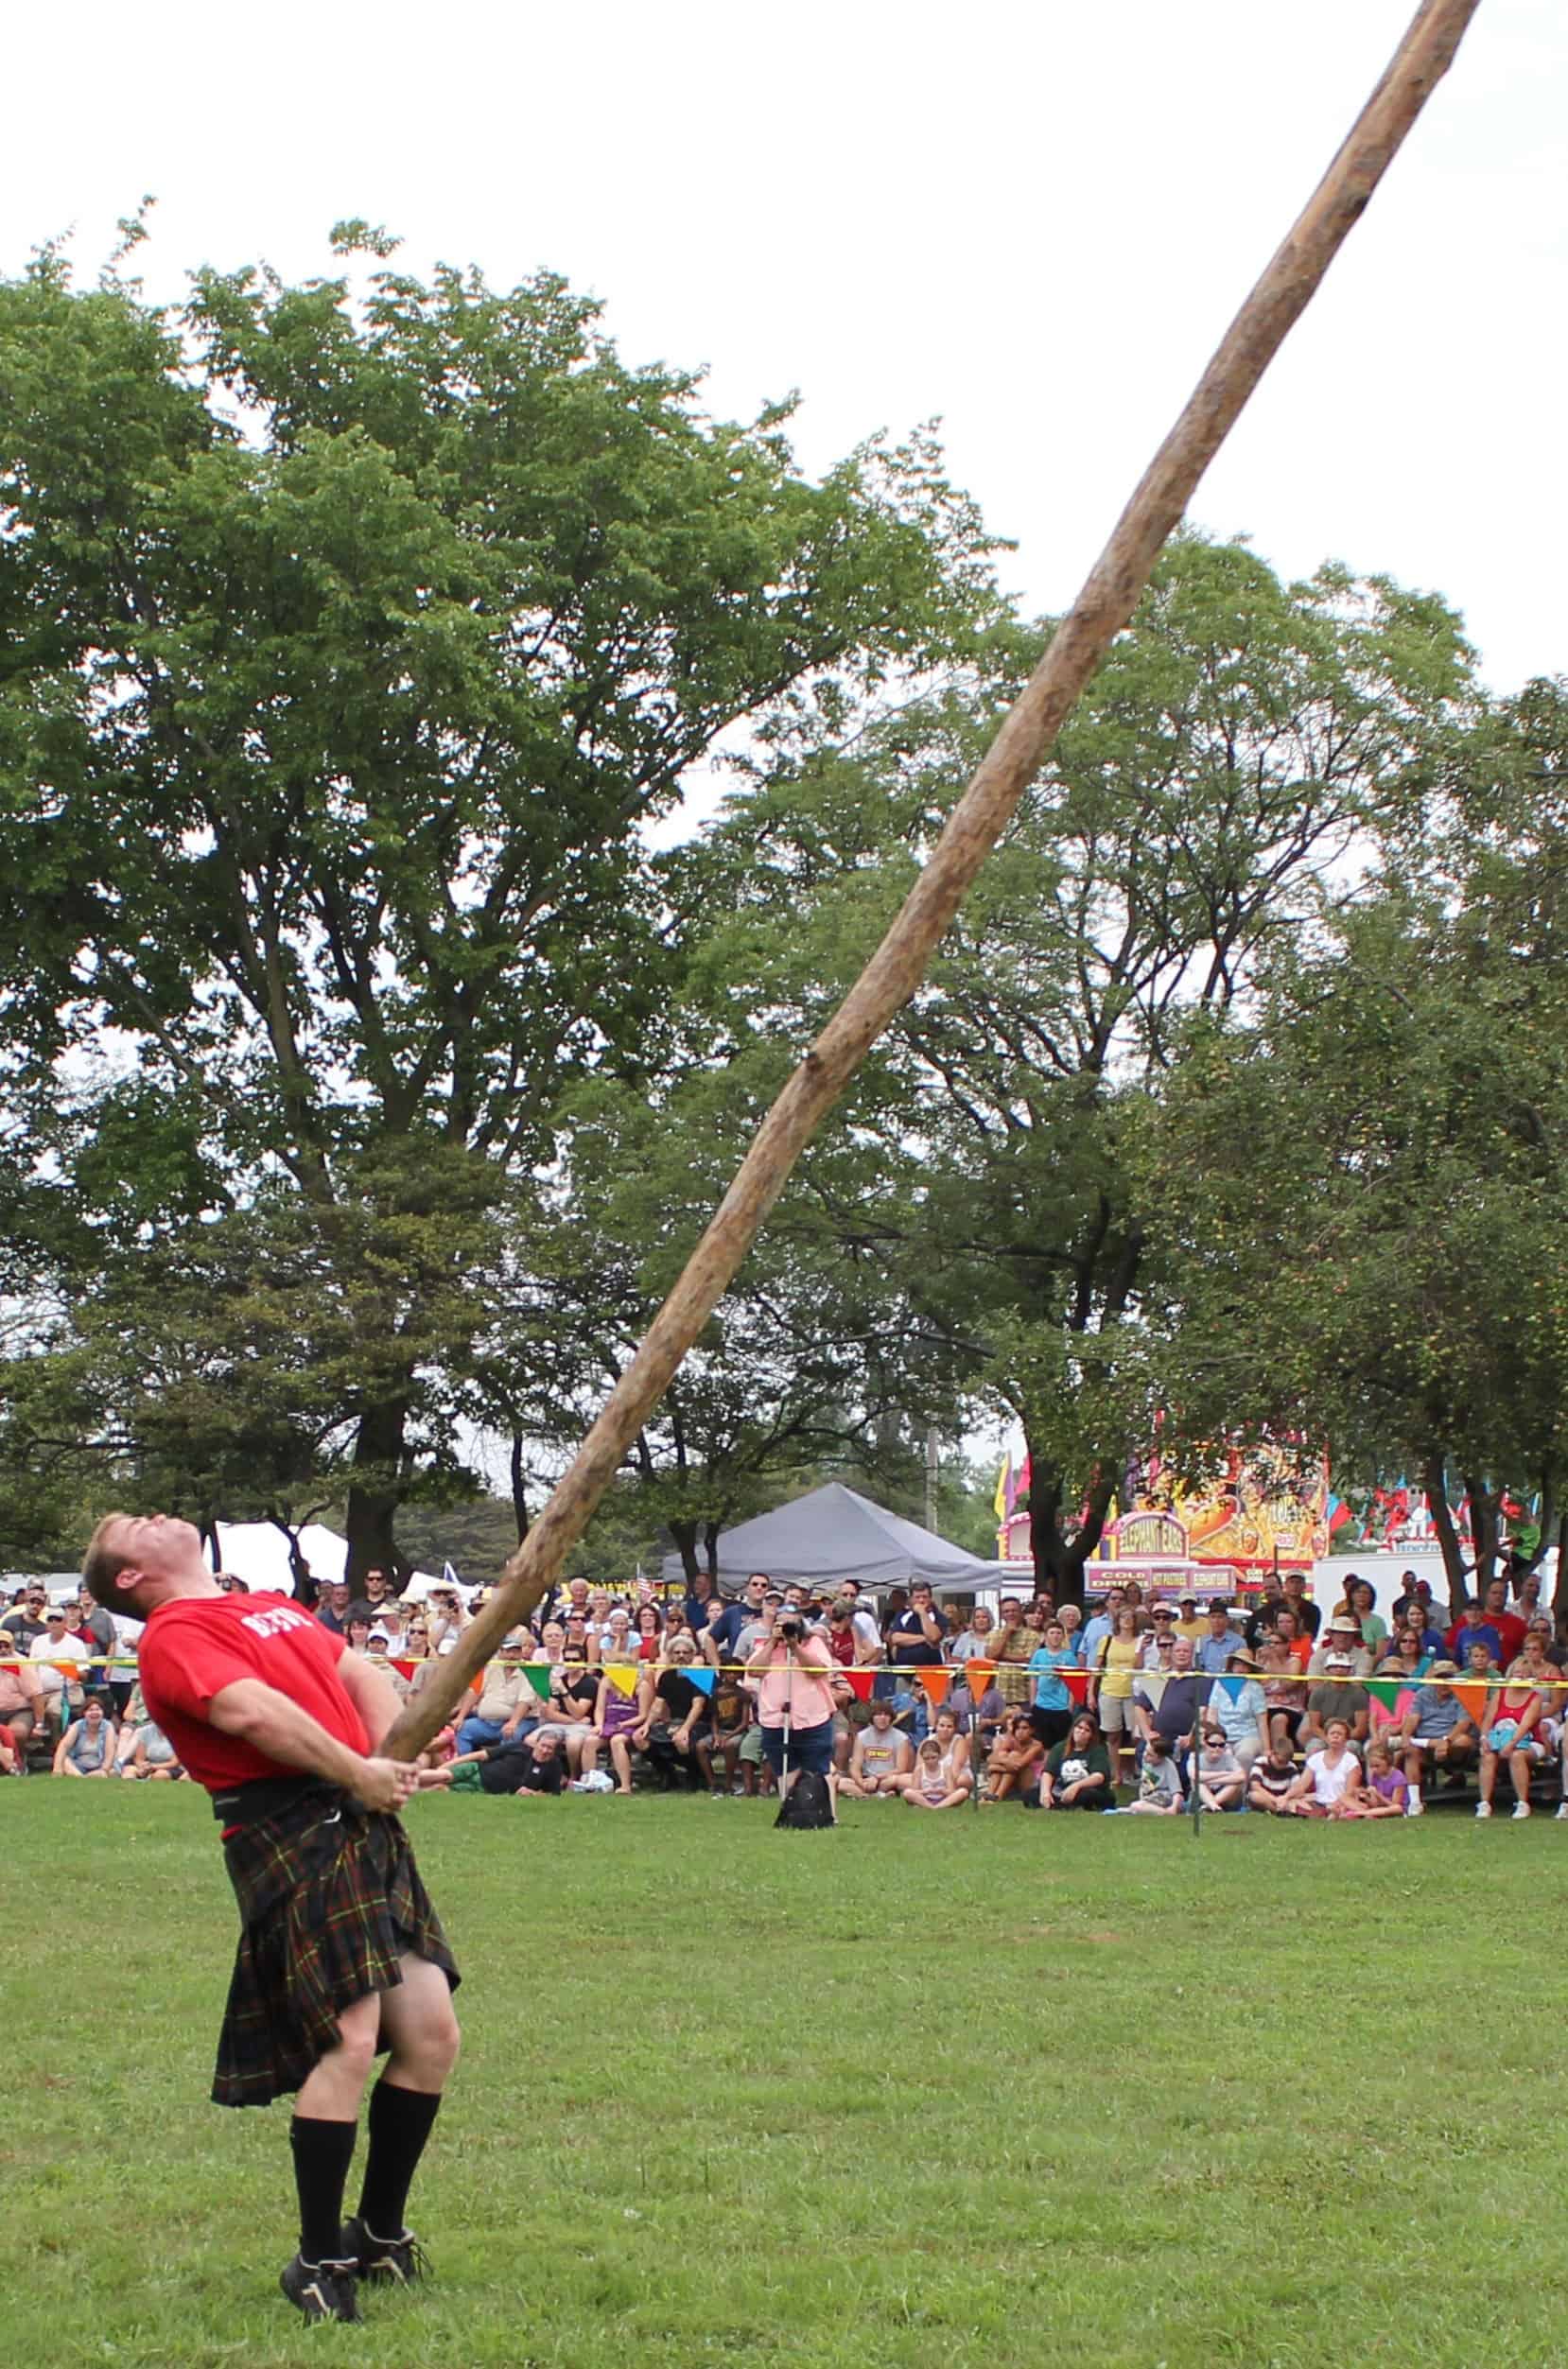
[[777, 1612, 805, 1641]]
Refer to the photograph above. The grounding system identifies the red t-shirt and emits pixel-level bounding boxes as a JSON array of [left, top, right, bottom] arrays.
[[137, 1590, 371, 1794]]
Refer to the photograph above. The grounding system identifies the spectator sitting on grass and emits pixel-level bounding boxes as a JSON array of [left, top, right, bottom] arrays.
[[1246, 1736, 1302, 1815], [130, 1718, 189, 1780], [903, 1728, 972, 1811], [1284, 1716, 1360, 1818], [1193, 1724, 1246, 1812], [52, 1697, 116, 1777], [982, 1712, 1046, 1803], [1123, 1732, 1184, 1815], [1040, 1712, 1113, 1810], [844, 1700, 914, 1798], [1339, 1736, 1409, 1820], [445, 1728, 566, 1796]]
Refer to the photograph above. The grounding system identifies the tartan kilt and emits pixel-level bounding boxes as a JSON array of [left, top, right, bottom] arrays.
[[214, 1791, 459, 2109]]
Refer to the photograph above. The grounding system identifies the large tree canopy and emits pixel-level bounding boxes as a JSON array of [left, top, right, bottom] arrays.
[[0, 227, 1002, 1571]]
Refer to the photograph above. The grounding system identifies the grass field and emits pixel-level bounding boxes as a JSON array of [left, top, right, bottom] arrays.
[[5, 1785, 1564, 2368]]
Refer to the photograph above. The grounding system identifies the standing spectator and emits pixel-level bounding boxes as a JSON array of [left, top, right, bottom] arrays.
[[1057, 1604, 1084, 1662], [824, 1599, 863, 1668], [746, 1607, 838, 1805], [1479, 1577, 1527, 1670], [1026, 1618, 1078, 1751], [0, 1582, 48, 1647], [315, 1577, 356, 1637], [1245, 1573, 1287, 1650], [886, 1582, 947, 1671], [1090, 1605, 1142, 1789], [1339, 1576, 1388, 1660], [836, 1580, 883, 1665], [75, 1586, 118, 1710], [1173, 1595, 1205, 1644], [1445, 1600, 1503, 1666], [990, 1596, 1036, 1711], [682, 1569, 718, 1637], [1280, 1570, 1321, 1641], [1078, 1586, 1126, 1671], [950, 1605, 998, 1669], [1139, 1603, 1179, 1667], [1134, 1635, 1211, 1783], [707, 1575, 768, 1664], [426, 1583, 470, 1657]]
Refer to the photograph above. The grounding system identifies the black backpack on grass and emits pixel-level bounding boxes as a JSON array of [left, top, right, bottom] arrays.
[[775, 1770, 835, 1829]]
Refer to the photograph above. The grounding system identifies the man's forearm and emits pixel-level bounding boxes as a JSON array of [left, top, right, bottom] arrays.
[[209, 1681, 373, 1790]]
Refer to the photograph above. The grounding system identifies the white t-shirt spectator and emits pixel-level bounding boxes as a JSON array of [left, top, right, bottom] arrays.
[[1303, 1746, 1361, 1806], [30, 1628, 89, 1700]]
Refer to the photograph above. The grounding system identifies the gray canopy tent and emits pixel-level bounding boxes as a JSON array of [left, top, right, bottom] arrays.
[[659, 1482, 1019, 1597]]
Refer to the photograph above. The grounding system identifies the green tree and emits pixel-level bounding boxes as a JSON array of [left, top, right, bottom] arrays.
[[0, 229, 1002, 1575]]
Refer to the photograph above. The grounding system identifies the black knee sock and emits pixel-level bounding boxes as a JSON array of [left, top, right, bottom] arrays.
[[289, 2116, 358, 2264], [357, 2081, 443, 2238]]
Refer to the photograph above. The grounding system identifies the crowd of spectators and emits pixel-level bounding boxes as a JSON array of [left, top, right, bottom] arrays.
[[4, 1559, 1562, 1820]]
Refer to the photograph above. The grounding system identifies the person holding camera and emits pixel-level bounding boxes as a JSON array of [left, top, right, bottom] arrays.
[[745, 1605, 838, 1807]]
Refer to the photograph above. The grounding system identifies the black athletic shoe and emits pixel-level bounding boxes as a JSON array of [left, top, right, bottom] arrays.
[[280, 2254, 363, 2324], [341, 2214, 430, 2286]]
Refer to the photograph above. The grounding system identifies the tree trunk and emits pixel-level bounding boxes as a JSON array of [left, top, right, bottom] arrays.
[[1463, 1473, 1502, 1599], [509, 1432, 531, 1547], [702, 1520, 720, 1581], [1423, 1452, 1468, 1618], [667, 1519, 701, 1587], [344, 1398, 409, 1586]]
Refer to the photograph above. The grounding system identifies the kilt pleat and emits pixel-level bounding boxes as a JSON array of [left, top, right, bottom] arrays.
[[214, 1794, 458, 2108]]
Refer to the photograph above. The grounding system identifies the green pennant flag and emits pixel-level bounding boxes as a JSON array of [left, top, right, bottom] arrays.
[[522, 1662, 553, 1700]]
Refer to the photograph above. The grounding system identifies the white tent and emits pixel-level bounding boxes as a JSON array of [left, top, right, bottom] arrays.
[[658, 1482, 1016, 1597], [210, 1524, 441, 1598]]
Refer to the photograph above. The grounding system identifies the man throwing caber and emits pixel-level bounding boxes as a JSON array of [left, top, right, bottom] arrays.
[[83, 1512, 460, 2326]]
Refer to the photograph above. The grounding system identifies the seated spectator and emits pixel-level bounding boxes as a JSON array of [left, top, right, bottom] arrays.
[[456, 1631, 542, 1756], [1193, 1724, 1246, 1813], [1307, 1612, 1374, 1681], [1208, 1646, 1268, 1770], [1121, 1733, 1184, 1815], [1040, 1712, 1113, 1810], [950, 1667, 1005, 1757], [1339, 1737, 1409, 1820], [425, 1583, 470, 1656], [1246, 1736, 1303, 1815], [600, 1607, 638, 1668], [1027, 1617, 1079, 1751], [30, 1603, 90, 1740], [1173, 1594, 1205, 1644], [1389, 1659, 1472, 1815], [1382, 1626, 1435, 1682], [634, 1603, 665, 1664], [1271, 1608, 1314, 1673], [982, 1712, 1046, 1803], [1298, 1650, 1370, 1751], [1476, 1642, 1557, 1820], [697, 1664, 752, 1794], [130, 1719, 189, 1780], [0, 1639, 46, 1764], [1258, 1633, 1308, 1749], [843, 1700, 915, 1798], [903, 1730, 971, 1811], [1343, 1576, 1388, 1661], [1284, 1716, 1360, 1817], [52, 1698, 116, 1778], [592, 1667, 641, 1795], [548, 1646, 605, 1779], [631, 1630, 712, 1789], [825, 1598, 867, 1668]]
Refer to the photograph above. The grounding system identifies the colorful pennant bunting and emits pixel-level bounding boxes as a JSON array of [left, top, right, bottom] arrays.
[[605, 1662, 640, 1698], [681, 1665, 716, 1696], [915, 1667, 951, 1706]]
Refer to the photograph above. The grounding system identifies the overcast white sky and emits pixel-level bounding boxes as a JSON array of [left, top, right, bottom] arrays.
[[8, 0, 1564, 694]]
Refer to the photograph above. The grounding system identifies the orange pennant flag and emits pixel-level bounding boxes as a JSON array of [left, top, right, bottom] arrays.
[[1451, 1680, 1490, 1727], [915, 1667, 951, 1707], [960, 1660, 997, 1698], [606, 1662, 640, 1698]]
